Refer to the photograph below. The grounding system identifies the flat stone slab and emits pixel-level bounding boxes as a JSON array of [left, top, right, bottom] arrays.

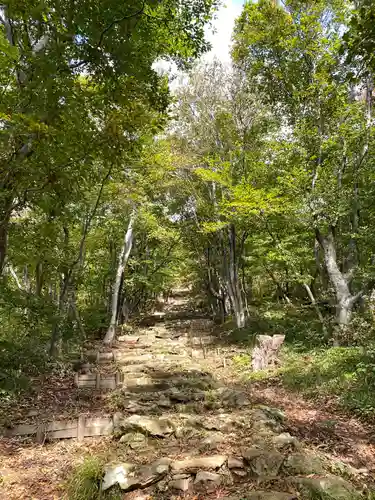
[[115, 353, 153, 364], [118, 335, 140, 343], [169, 477, 192, 492], [228, 456, 245, 469], [171, 455, 227, 472], [194, 471, 221, 485], [119, 415, 175, 437], [120, 364, 148, 374]]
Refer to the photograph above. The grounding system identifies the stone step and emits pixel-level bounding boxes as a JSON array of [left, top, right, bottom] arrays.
[[115, 353, 189, 365]]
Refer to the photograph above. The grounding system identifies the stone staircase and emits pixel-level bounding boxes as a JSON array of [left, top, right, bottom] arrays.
[[88, 296, 363, 499], [1, 292, 366, 498]]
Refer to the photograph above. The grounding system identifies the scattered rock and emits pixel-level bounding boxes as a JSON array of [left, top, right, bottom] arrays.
[[119, 414, 174, 437], [158, 395, 172, 408], [156, 480, 168, 492], [247, 492, 297, 500], [194, 471, 221, 485], [171, 455, 227, 472], [256, 405, 285, 422], [251, 409, 283, 435], [118, 335, 139, 343], [119, 432, 147, 449], [292, 475, 361, 499], [117, 463, 168, 491], [171, 473, 191, 480], [174, 426, 187, 439], [243, 447, 284, 477], [231, 469, 247, 477], [200, 420, 225, 431], [272, 433, 299, 450], [168, 388, 191, 402], [215, 387, 250, 407], [27, 410, 38, 417], [124, 401, 144, 414], [200, 432, 225, 450], [284, 452, 325, 475], [102, 463, 136, 491], [228, 456, 245, 469], [150, 457, 172, 475], [169, 477, 193, 492]]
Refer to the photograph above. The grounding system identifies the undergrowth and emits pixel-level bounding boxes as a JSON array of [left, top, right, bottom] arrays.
[[231, 303, 375, 420], [234, 344, 375, 420], [64, 456, 122, 500]]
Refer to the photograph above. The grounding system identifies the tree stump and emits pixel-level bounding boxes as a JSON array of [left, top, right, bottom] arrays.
[[251, 334, 285, 371]]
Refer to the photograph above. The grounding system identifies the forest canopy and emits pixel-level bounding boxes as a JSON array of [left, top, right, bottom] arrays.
[[2, 0, 375, 422]]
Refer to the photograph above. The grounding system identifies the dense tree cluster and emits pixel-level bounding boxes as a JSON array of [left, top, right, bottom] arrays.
[[2, 0, 375, 405], [0, 0, 218, 389], [171, 0, 375, 347]]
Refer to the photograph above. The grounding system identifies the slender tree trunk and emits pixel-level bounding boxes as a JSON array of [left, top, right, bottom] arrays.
[[8, 265, 23, 290], [303, 282, 328, 337], [226, 224, 245, 328], [104, 209, 136, 345], [0, 207, 11, 275], [49, 167, 112, 355], [23, 265, 30, 292], [35, 261, 43, 296]]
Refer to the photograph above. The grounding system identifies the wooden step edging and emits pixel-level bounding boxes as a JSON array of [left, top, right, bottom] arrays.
[[74, 371, 122, 390], [2, 413, 122, 443]]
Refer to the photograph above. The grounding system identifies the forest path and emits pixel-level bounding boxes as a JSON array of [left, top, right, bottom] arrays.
[[0, 290, 374, 499]]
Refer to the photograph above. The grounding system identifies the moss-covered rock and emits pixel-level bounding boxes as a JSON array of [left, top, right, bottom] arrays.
[[291, 474, 361, 499], [284, 452, 325, 475], [247, 492, 297, 500]]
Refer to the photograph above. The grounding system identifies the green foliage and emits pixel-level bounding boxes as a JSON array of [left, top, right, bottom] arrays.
[[342, 1, 375, 73], [248, 344, 375, 420], [64, 456, 122, 500], [0, 286, 52, 396], [0, 0, 218, 378]]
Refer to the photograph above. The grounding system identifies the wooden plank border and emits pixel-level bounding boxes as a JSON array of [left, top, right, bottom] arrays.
[[74, 372, 123, 390], [2, 414, 120, 442]]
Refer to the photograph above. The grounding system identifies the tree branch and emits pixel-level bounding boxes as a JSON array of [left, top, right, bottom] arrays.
[[97, 1, 146, 48]]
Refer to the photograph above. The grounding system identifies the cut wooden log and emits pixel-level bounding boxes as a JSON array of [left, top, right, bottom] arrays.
[[251, 334, 285, 371]]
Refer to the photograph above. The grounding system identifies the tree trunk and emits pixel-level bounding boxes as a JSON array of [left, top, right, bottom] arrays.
[[226, 224, 246, 329], [35, 261, 43, 295], [8, 265, 23, 290], [23, 265, 30, 292], [316, 227, 362, 344], [303, 282, 328, 337], [103, 209, 136, 345], [0, 208, 11, 275]]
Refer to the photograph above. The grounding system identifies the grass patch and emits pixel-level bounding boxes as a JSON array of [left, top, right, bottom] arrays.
[[226, 302, 375, 420], [223, 303, 327, 349], [280, 346, 375, 419], [64, 456, 122, 500], [240, 345, 375, 420]]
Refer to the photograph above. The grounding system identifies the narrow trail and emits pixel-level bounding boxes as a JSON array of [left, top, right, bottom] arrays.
[[0, 291, 373, 499]]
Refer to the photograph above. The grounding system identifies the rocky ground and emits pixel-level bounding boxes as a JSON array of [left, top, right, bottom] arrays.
[[0, 292, 374, 499]]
